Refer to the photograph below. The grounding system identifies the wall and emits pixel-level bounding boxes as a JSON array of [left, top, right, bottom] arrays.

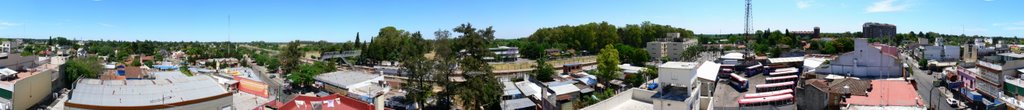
[[12, 69, 53, 110], [659, 66, 695, 87], [796, 86, 828, 110]]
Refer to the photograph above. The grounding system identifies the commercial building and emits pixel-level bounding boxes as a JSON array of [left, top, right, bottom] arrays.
[[0, 56, 62, 110], [64, 75, 233, 110], [862, 22, 897, 39], [487, 46, 520, 62], [815, 38, 903, 79], [313, 71, 389, 102]]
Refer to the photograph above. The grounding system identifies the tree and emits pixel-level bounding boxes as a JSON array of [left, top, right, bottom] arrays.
[[401, 57, 434, 109], [679, 45, 704, 61], [452, 23, 502, 110], [280, 40, 303, 74], [533, 55, 556, 82], [64, 56, 103, 85], [596, 44, 621, 84], [614, 44, 650, 66], [834, 37, 855, 53], [286, 61, 335, 86]]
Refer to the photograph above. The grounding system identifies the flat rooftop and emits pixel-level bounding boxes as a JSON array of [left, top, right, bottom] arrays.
[[67, 75, 228, 106], [659, 62, 698, 69], [844, 80, 924, 106], [314, 71, 382, 88]]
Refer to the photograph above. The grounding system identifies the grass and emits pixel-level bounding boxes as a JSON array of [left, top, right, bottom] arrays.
[[491, 56, 597, 71], [179, 67, 194, 76]]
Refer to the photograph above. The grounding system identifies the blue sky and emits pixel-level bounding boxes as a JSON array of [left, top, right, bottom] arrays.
[[0, 0, 1021, 42]]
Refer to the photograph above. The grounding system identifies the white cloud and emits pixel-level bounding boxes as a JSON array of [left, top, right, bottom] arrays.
[[97, 23, 115, 27], [866, 0, 909, 13], [0, 21, 18, 29], [796, 0, 813, 9]]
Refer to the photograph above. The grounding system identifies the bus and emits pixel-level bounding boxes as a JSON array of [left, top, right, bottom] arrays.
[[765, 75, 799, 83], [729, 73, 749, 91], [743, 89, 793, 98], [755, 81, 794, 92], [745, 63, 763, 76], [768, 67, 799, 76], [738, 94, 794, 106]]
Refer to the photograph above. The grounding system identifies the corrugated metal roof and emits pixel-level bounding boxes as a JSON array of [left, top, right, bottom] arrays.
[[67, 75, 227, 106]]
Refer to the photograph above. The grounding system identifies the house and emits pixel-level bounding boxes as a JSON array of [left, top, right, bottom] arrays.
[[796, 79, 829, 110]]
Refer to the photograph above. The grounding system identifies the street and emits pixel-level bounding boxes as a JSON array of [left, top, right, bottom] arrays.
[[903, 53, 955, 110]]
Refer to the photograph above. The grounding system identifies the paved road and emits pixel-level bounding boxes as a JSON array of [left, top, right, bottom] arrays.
[[246, 57, 293, 102], [902, 53, 955, 110]]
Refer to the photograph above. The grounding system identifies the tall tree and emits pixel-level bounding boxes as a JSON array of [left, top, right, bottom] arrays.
[[533, 55, 556, 82], [452, 23, 502, 110], [596, 44, 621, 84], [280, 40, 303, 74]]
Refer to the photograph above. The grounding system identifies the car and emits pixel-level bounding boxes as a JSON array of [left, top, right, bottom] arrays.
[[946, 98, 959, 107]]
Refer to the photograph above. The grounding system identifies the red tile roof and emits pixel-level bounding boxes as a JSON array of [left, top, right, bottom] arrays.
[[844, 80, 924, 106], [276, 94, 389, 110]]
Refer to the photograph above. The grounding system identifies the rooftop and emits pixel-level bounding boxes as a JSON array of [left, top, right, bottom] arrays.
[[66, 75, 229, 107], [659, 62, 698, 69], [651, 86, 692, 101], [721, 52, 745, 60], [999, 52, 1024, 58], [581, 88, 654, 110], [695, 61, 720, 81], [501, 98, 536, 110], [844, 80, 924, 106], [767, 57, 804, 64], [314, 71, 382, 89]]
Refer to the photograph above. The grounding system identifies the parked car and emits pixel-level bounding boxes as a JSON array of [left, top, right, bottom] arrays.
[[946, 98, 959, 108]]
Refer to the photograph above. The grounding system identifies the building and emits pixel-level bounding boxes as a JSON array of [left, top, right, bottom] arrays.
[[500, 78, 536, 110], [862, 22, 897, 39], [815, 38, 903, 79], [796, 79, 829, 110], [0, 41, 10, 53], [274, 94, 388, 110], [842, 80, 926, 109], [976, 52, 1024, 101], [64, 75, 233, 110], [580, 88, 657, 110], [0, 56, 62, 110], [646, 37, 697, 61], [313, 71, 389, 102], [650, 62, 704, 110], [487, 46, 520, 62], [787, 27, 820, 39], [924, 38, 962, 62]]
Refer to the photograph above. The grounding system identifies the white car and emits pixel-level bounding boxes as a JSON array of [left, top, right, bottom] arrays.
[[946, 98, 959, 107]]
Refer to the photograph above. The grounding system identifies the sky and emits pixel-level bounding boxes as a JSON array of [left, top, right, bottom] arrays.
[[0, 0, 1021, 42]]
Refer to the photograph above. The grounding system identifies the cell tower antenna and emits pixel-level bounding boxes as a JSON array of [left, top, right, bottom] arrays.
[[745, 0, 753, 44]]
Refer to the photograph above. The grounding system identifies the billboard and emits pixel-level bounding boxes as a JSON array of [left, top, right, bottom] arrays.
[[235, 76, 269, 98]]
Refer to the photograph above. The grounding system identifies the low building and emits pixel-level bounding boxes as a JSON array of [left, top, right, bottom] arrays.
[[842, 80, 925, 109], [487, 46, 520, 62], [0, 56, 62, 110], [275, 93, 388, 110], [924, 45, 961, 62], [64, 76, 233, 110], [796, 79, 829, 110], [313, 71, 389, 102], [581, 88, 657, 110], [787, 27, 820, 39]]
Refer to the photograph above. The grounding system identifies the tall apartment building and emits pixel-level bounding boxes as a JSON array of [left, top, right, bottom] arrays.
[[646, 33, 697, 61], [862, 22, 897, 39]]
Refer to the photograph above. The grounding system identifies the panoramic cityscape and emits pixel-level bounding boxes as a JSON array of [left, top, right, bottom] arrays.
[[0, 0, 1022, 110]]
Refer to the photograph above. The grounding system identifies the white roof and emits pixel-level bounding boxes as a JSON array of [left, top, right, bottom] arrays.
[[768, 57, 805, 64], [67, 76, 228, 106], [550, 84, 581, 95], [0, 68, 16, 76], [659, 62, 698, 69], [695, 61, 720, 81], [803, 58, 828, 68], [1000, 53, 1024, 58], [618, 64, 644, 73], [722, 52, 745, 60], [314, 71, 383, 89]]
